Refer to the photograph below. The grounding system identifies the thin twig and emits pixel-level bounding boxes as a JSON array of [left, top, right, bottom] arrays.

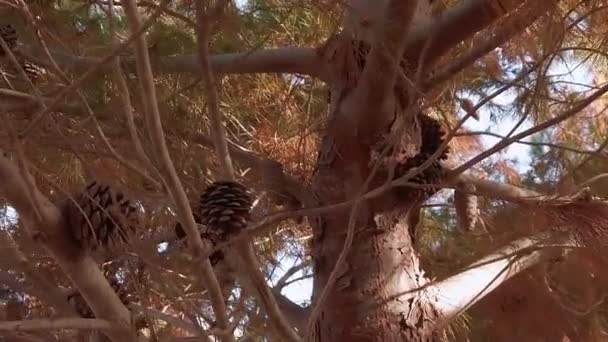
[[195, 1, 235, 181], [121, 1, 234, 341], [194, 2, 301, 341], [451, 81, 608, 175], [19, 0, 172, 139], [108, 0, 161, 189]]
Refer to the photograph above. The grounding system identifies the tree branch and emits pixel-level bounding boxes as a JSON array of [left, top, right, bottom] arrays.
[[157, 47, 322, 78], [425, 0, 558, 89], [194, 3, 301, 341], [189, 132, 314, 213], [272, 290, 309, 333], [19, 44, 322, 79], [121, 1, 233, 341], [0, 88, 45, 112], [451, 173, 542, 201], [430, 235, 573, 327], [404, 0, 536, 68], [0, 153, 135, 342], [0, 318, 115, 332], [351, 0, 419, 136], [195, 2, 235, 181], [451, 81, 608, 175]]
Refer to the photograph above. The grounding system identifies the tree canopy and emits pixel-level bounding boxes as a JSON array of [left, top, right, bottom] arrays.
[[1, 0, 608, 341]]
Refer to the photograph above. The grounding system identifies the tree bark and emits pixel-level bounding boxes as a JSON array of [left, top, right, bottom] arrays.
[[306, 0, 552, 340]]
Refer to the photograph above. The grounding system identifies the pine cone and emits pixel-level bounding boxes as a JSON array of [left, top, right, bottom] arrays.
[[66, 181, 142, 253], [419, 113, 449, 160], [0, 24, 17, 57], [454, 182, 478, 232], [395, 113, 449, 197], [198, 181, 253, 235], [174, 181, 253, 265]]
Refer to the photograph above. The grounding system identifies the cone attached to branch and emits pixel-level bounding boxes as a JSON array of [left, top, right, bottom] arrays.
[[174, 181, 253, 298], [198, 181, 253, 235], [394, 113, 450, 244], [65, 180, 142, 254], [396, 113, 449, 197], [175, 181, 253, 250]]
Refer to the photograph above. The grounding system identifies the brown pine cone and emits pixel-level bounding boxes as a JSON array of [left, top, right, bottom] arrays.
[[65, 180, 142, 254]]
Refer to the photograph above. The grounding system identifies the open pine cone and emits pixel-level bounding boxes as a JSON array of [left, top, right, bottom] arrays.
[[174, 181, 253, 264], [0, 24, 17, 56], [65, 181, 142, 254], [395, 113, 449, 197]]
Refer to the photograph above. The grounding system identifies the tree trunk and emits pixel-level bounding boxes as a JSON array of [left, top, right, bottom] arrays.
[[306, 0, 553, 339], [305, 0, 449, 339], [308, 125, 445, 341]]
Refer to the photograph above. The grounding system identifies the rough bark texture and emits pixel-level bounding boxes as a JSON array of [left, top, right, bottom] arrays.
[[308, 23, 444, 342], [306, 0, 545, 340]]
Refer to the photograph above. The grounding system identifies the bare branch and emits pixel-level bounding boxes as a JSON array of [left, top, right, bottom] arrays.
[[195, 2, 235, 181], [121, 1, 233, 341], [0, 88, 45, 112], [0, 153, 135, 342], [20, 44, 322, 79], [430, 235, 573, 327], [351, 0, 419, 136], [451, 173, 542, 201], [425, 0, 558, 89], [189, 132, 314, 213], [157, 47, 322, 78], [451, 81, 608, 175], [194, 3, 302, 341], [0, 318, 115, 332]]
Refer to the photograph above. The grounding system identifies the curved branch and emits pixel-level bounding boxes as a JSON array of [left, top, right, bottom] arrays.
[[189, 132, 314, 213], [404, 0, 538, 68], [0, 153, 135, 342], [425, 0, 558, 89], [122, 1, 234, 341], [0, 318, 115, 332], [430, 235, 573, 327], [20, 44, 322, 79], [351, 0, 419, 136]]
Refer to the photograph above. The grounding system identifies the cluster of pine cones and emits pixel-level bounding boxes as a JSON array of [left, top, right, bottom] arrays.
[[0, 24, 46, 82], [63, 178, 253, 323], [64, 180, 252, 259]]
